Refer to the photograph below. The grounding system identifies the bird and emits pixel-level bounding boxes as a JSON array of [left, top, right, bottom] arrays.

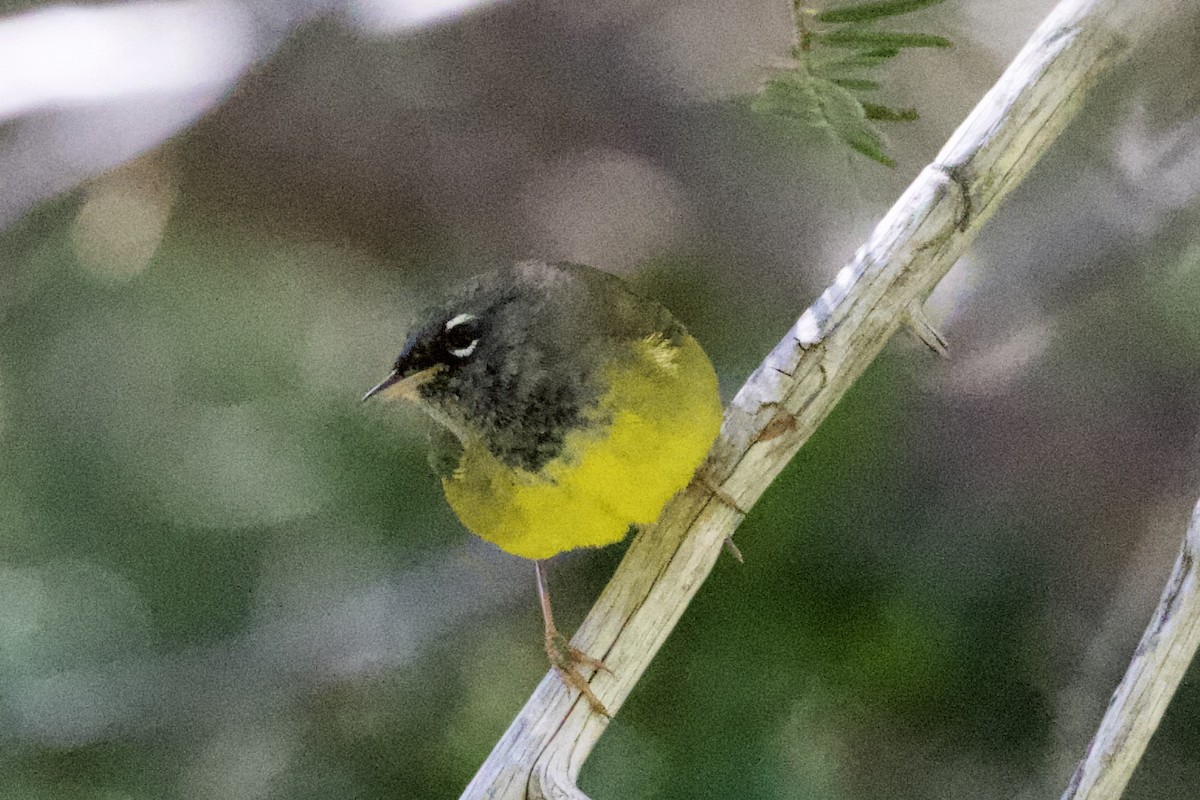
[[363, 261, 723, 714]]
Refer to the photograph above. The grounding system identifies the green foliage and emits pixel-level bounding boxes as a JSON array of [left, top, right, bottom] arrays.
[[861, 102, 919, 122], [815, 0, 948, 23], [811, 29, 952, 49], [752, 0, 951, 166]]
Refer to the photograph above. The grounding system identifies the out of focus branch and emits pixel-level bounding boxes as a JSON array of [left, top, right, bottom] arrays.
[[1060, 498, 1200, 800], [0, 0, 499, 229], [0, 0, 258, 122], [0, 0, 266, 229], [461, 1, 1165, 798]]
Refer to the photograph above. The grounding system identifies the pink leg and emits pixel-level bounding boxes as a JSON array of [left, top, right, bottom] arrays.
[[535, 560, 610, 716]]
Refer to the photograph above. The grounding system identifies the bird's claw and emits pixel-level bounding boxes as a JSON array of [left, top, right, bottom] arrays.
[[545, 631, 611, 717]]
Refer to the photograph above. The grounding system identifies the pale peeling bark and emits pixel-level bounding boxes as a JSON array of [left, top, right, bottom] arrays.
[[461, 1, 1165, 797], [1061, 498, 1200, 800]]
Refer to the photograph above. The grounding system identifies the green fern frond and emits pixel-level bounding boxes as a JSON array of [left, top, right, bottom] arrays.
[[812, 29, 952, 49], [861, 102, 920, 121], [754, 0, 951, 166], [816, 0, 950, 24], [814, 48, 903, 70], [830, 77, 882, 91]]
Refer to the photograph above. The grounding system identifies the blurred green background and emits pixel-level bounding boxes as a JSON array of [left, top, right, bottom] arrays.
[[4, 1, 1200, 798]]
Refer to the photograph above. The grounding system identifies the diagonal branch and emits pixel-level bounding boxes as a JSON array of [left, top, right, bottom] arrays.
[[461, 1, 1164, 797], [1061, 497, 1200, 800]]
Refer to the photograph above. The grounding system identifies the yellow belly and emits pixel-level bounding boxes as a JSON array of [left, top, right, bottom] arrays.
[[442, 334, 722, 560]]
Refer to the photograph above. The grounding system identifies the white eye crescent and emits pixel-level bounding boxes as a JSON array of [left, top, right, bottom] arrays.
[[444, 312, 480, 359], [448, 339, 479, 358], [445, 313, 477, 331]]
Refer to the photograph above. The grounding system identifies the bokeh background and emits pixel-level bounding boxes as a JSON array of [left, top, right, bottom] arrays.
[[4, 0, 1200, 798]]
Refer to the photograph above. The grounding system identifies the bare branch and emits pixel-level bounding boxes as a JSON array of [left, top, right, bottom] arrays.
[[1061, 498, 1200, 800], [462, 0, 1165, 797]]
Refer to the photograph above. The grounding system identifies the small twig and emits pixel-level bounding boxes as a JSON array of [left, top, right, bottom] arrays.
[[1061, 497, 1200, 800], [460, 1, 1163, 798]]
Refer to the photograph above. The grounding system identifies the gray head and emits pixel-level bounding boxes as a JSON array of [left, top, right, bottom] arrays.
[[365, 262, 677, 472]]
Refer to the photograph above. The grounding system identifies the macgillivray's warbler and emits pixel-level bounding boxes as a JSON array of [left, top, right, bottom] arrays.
[[364, 261, 722, 715]]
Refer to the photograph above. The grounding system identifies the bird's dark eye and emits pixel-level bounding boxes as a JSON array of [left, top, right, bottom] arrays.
[[443, 313, 481, 358]]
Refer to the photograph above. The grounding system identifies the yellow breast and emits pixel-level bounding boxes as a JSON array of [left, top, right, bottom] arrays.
[[442, 333, 722, 560]]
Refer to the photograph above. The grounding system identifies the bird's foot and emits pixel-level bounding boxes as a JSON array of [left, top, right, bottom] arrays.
[[545, 630, 611, 717], [694, 467, 748, 515], [692, 468, 747, 562]]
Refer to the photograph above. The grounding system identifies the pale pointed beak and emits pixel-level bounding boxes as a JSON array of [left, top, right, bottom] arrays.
[[361, 365, 443, 403], [362, 370, 400, 402]]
